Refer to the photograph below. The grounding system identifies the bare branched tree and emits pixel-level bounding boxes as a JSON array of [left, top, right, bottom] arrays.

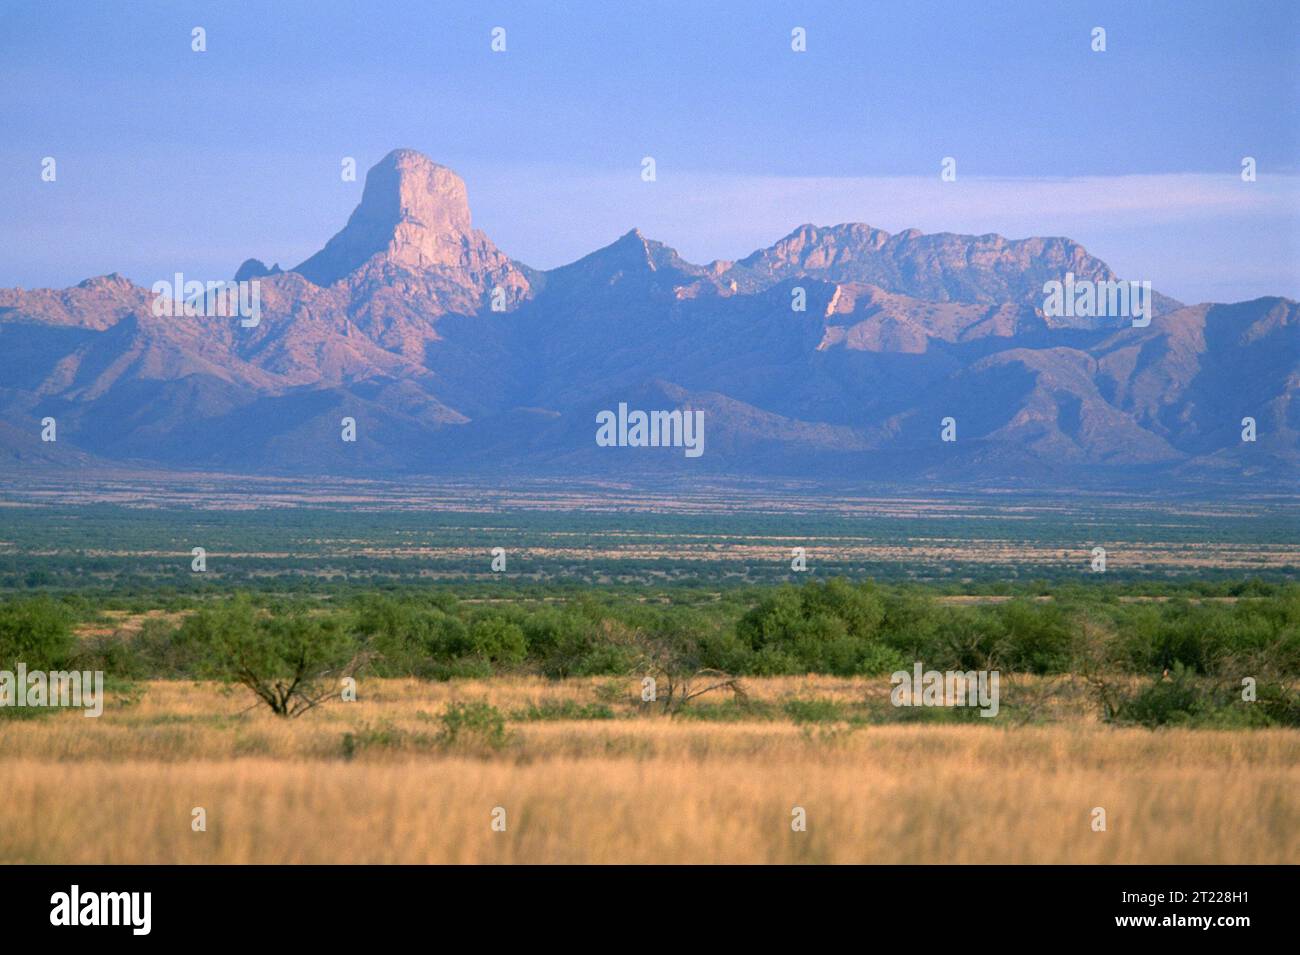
[[234, 647, 374, 717], [632, 623, 745, 714]]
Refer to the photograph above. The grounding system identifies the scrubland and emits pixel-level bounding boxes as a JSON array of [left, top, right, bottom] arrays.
[[2, 575, 1297, 863]]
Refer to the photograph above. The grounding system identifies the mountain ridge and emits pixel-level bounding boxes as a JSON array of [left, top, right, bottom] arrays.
[[0, 149, 1294, 488]]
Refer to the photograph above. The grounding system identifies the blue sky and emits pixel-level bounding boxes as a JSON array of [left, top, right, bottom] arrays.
[[2, 0, 1297, 303]]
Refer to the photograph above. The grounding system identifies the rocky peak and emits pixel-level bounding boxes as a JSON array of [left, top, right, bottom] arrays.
[[293, 149, 481, 286], [610, 228, 657, 268], [721, 222, 1182, 314], [75, 272, 137, 292], [546, 229, 713, 295]]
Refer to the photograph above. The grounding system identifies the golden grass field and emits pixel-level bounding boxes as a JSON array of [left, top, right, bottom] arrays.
[[1, 677, 1296, 864]]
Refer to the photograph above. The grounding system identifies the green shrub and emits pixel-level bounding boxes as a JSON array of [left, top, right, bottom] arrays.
[[1115, 664, 1202, 726], [735, 579, 890, 675], [352, 596, 465, 677], [526, 608, 618, 677], [468, 617, 527, 666], [438, 701, 511, 750], [0, 597, 75, 670]]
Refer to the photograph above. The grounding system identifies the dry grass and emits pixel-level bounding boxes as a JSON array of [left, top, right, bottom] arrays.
[[1, 678, 1296, 864]]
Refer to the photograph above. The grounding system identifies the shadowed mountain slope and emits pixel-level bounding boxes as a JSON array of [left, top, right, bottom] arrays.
[[0, 149, 1293, 488]]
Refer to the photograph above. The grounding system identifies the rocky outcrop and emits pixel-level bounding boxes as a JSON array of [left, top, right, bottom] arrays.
[[292, 149, 529, 301]]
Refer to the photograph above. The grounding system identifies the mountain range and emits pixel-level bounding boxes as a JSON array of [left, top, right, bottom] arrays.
[[1, 148, 1296, 488]]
